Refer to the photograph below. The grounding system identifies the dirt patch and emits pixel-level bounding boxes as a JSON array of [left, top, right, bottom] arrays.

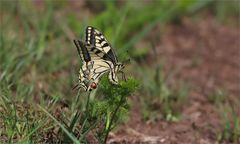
[[109, 17, 240, 143]]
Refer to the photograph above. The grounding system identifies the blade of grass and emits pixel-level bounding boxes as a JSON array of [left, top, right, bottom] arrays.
[[38, 105, 80, 144], [19, 119, 47, 143], [112, 4, 129, 47], [36, 1, 53, 60], [122, 4, 179, 53]]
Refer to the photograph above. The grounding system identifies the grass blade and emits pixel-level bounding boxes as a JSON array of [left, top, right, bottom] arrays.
[[38, 105, 80, 144]]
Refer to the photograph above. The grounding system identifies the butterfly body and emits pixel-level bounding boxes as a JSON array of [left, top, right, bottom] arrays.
[[74, 26, 126, 91]]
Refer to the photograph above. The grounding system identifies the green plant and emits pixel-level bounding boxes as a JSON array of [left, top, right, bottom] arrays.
[[214, 0, 240, 23], [206, 88, 239, 142], [1, 76, 138, 143], [0, 94, 52, 143], [64, 76, 138, 143], [208, 88, 226, 105], [137, 44, 189, 122], [217, 101, 240, 143], [140, 64, 189, 122]]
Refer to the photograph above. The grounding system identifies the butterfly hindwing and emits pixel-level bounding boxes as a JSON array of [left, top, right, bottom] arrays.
[[74, 40, 107, 62], [73, 40, 90, 63], [78, 60, 114, 91]]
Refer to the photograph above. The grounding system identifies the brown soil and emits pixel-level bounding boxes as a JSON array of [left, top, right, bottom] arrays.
[[108, 17, 240, 144]]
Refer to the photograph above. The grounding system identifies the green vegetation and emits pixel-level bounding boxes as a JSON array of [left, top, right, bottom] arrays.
[[138, 58, 189, 121], [208, 88, 226, 105], [206, 88, 240, 143], [1, 77, 138, 143], [1, 0, 239, 143], [141, 71, 190, 122], [217, 101, 240, 143]]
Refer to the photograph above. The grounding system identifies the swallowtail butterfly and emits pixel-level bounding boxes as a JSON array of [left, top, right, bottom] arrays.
[[73, 26, 126, 91]]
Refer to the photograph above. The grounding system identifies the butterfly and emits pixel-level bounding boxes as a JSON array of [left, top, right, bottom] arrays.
[[73, 26, 127, 91]]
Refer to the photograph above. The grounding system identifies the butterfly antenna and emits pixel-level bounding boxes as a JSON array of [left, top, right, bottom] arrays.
[[123, 58, 131, 65], [72, 83, 79, 90]]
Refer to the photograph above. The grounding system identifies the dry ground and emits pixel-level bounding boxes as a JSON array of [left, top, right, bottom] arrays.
[[109, 17, 240, 144]]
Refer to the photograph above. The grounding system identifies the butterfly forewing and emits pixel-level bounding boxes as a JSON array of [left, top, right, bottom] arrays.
[[86, 26, 118, 64]]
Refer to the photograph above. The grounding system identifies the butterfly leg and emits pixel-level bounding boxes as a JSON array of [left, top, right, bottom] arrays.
[[72, 83, 79, 90], [119, 71, 126, 81]]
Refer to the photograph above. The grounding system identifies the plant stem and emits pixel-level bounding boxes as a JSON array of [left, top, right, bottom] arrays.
[[79, 92, 91, 135], [104, 95, 125, 143], [86, 92, 91, 114]]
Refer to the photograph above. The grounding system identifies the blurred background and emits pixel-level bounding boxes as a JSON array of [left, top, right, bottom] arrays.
[[0, 0, 239, 143]]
